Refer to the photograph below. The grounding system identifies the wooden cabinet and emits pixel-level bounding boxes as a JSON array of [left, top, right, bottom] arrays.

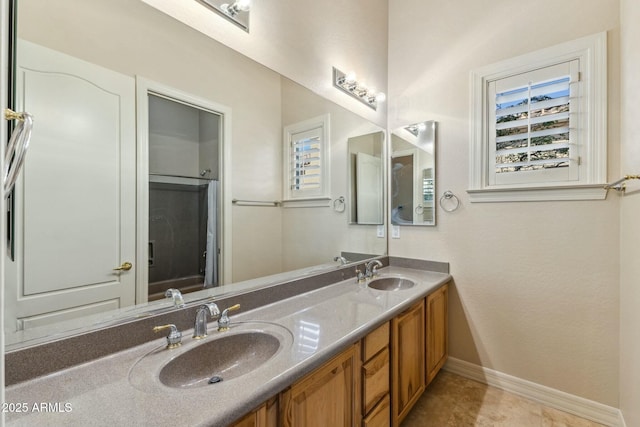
[[363, 394, 391, 427], [280, 344, 361, 427], [230, 396, 278, 427], [391, 300, 426, 427], [235, 282, 449, 427], [426, 284, 448, 385], [362, 322, 390, 425]]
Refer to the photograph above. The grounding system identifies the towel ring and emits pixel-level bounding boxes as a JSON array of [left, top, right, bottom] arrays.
[[333, 196, 345, 213], [439, 191, 460, 212], [415, 204, 424, 214]]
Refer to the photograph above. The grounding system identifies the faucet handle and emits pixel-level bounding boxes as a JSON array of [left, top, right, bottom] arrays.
[[153, 324, 182, 349], [218, 304, 241, 331], [355, 268, 365, 283]]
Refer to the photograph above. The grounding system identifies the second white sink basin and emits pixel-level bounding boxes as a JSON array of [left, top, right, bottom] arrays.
[[368, 277, 416, 291]]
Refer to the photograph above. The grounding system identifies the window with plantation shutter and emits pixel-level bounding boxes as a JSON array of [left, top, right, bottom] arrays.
[[468, 32, 607, 202], [283, 114, 331, 204], [488, 61, 578, 186]]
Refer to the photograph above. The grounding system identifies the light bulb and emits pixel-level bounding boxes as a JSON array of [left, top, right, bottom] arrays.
[[375, 92, 386, 103], [345, 71, 357, 84], [236, 0, 251, 11]]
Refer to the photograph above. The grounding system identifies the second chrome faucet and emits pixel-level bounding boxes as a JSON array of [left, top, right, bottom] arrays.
[[193, 302, 241, 339]]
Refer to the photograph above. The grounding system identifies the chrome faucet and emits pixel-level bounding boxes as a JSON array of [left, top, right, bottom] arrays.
[[365, 260, 383, 278], [334, 256, 348, 265], [165, 288, 185, 308], [193, 302, 221, 339]]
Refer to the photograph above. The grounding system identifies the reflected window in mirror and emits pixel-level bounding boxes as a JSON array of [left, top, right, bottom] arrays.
[[283, 114, 330, 203], [391, 121, 437, 226]]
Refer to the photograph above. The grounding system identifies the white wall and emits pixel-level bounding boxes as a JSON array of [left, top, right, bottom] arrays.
[[619, 0, 640, 424], [389, 0, 621, 406]]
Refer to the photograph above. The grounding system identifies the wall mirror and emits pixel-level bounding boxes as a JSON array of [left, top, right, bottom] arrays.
[[4, 0, 386, 348], [390, 121, 437, 226], [348, 131, 385, 225]]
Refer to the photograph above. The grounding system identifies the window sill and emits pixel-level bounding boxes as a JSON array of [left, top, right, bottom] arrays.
[[467, 185, 607, 203], [281, 197, 332, 208]]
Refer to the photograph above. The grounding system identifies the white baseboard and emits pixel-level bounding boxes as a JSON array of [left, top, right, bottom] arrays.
[[444, 357, 623, 427]]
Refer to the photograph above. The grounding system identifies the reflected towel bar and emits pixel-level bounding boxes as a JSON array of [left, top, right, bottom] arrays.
[[604, 175, 640, 192], [232, 199, 280, 207], [149, 173, 213, 181]]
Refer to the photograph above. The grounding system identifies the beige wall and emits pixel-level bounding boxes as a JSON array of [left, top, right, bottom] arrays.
[[619, 0, 640, 424], [389, 0, 621, 406]]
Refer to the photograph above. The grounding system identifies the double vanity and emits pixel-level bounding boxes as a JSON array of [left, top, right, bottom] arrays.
[[5, 258, 450, 426]]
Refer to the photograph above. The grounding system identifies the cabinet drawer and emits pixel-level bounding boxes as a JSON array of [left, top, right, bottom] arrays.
[[363, 394, 390, 427], [363, 347, 389, 415], [363, 322, 389, 361]]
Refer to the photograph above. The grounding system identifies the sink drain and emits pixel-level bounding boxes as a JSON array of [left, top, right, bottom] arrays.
[[208, 375, 223, 384]]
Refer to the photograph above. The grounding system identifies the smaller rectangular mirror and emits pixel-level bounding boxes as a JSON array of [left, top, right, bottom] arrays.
[[348, 131, 385, 225], [391, 121, 437, 226]]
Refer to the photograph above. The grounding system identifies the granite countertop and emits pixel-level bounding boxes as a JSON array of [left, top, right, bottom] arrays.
[[5, 266, 451, 427]]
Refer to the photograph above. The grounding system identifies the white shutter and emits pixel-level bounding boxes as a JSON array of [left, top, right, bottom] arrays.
[[488, 60, 580, 186], [290, 128, 322, 191], [283, 114, 330, 202]]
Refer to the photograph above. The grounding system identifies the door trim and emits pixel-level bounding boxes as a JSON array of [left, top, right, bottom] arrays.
[[135, 77, 233, 303]]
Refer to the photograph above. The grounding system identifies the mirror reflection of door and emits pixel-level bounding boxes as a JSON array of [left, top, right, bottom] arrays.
[[391, 121, 437, 226], [146, 95, 222, 301], [347, 130, 385, 225], [5, 40, 137, 331], [391, 152, 416, 224]]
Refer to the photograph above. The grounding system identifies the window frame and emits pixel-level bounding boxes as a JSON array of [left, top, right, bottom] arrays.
[[468, 32, 608, 202], [282, 114, 331, 207]]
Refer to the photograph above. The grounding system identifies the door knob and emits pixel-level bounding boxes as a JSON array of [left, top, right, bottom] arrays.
[[113, 262, 133, 271]]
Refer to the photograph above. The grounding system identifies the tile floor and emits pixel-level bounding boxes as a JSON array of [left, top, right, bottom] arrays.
[[401, 371, 606, 427]]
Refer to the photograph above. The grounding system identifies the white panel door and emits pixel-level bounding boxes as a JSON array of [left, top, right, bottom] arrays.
[[356, 152, 383, 224], [5, 40, 136, 331]]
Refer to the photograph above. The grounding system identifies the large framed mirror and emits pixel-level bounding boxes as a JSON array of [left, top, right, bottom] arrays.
[[390, 121, 437, 226], [4, 0, 386, 348]]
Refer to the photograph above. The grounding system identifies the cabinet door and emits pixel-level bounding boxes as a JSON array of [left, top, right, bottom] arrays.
[[231, 404, 266, 427], [392, 301, 426, 427], [281, 344, 361, 427], [426, 284, 448, 385], [230, 396, 277, 427]]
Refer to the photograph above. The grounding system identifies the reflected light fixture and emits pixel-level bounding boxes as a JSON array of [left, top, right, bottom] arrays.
[[405, 122, 429, 136], [198, 0, 251, 32], [333, 67, 386, 111], [221, 0, 250, 16]]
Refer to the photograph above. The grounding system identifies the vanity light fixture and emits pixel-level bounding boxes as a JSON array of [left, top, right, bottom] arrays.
[[221, 0, 250, 17], [405, 122, 429, 137], [332, 67, 386, 111], [198, 0, 251, 32]]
